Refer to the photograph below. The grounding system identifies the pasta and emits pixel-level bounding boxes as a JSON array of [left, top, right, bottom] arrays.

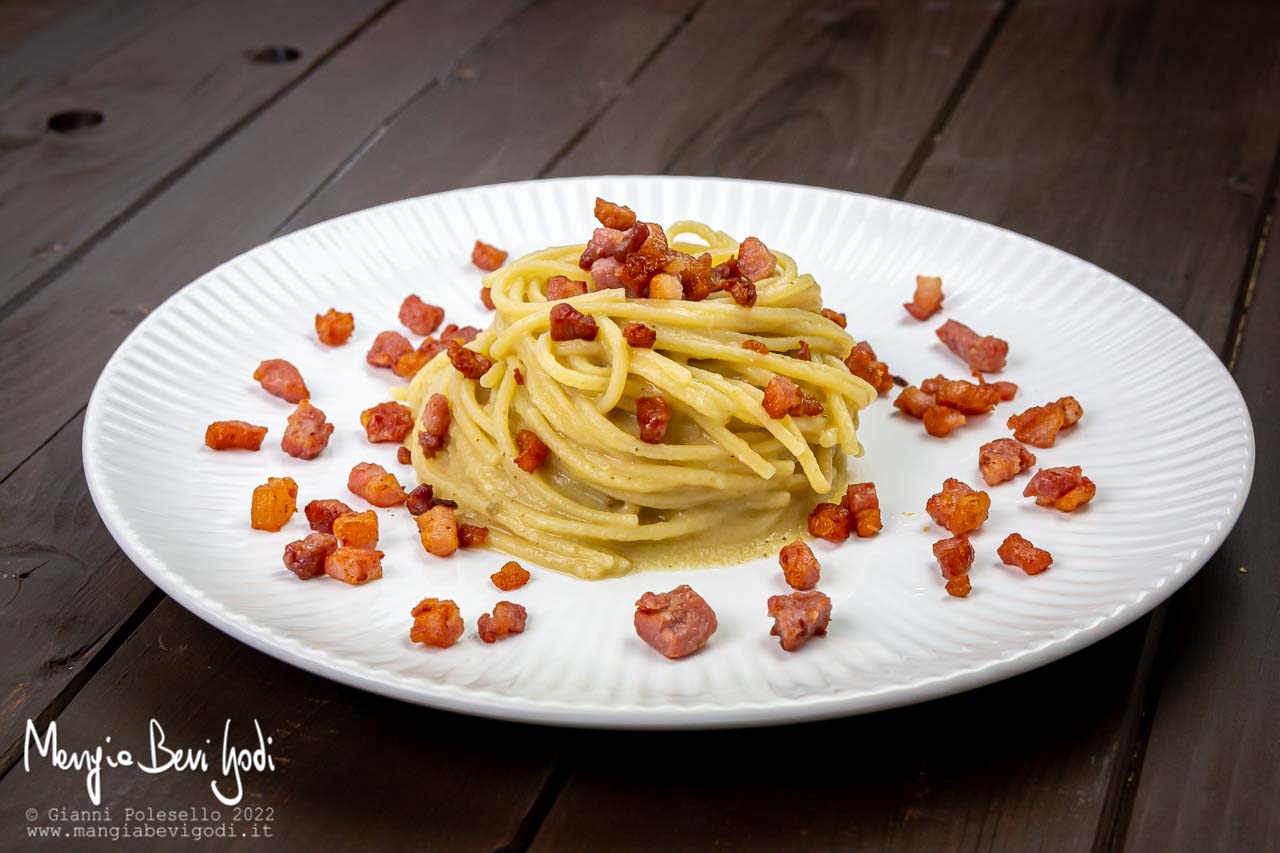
[[405, 217, 876, 579]]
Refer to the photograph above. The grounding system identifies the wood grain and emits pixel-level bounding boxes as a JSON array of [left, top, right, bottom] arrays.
[[0, 0, 199, 95], [0, 0, 389, 314], [0, 417, 155, 772], [0, 599, 563, 852], [530, 0, 1280, 849], [1121, 171, 1280, 851], [549, 0, 1006, 190], [0, 0, 526, 483], [283, 0, 700, 231], [0, 0, 524, 767]]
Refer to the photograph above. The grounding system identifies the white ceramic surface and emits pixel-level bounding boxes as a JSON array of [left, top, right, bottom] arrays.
[[83, 177, 1254, 728]]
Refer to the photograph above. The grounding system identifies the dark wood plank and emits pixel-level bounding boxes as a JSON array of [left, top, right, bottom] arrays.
[[0, 0, 388, 313], [284, 0, 700, 230], [0, 0, 526, 483], [0, 0, 525, 763], [0, 0, 199, 95], [903, 0, 1280, 354], [0, 599, 562, 852], [529, 0, 1280, 849], [0, 418, 155, 772], [548, 0, 1005, 190], [534, 625, 1150, 853], [1121, 172, 1280, 851]]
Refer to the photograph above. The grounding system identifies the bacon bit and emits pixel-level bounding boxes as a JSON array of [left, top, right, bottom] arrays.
[[623, 322, 657, 348], [433, 497, 458, 509], [478, 601, 527, 643], [410, 598, 464, 648], [391, 350, 429, 379], [892, 374, 909, 387], [648, 272, 684, 300], [367, 330, 413, 368], [447, 339, 494, 379], [725, 277, 757, 307], [737, 236, 777, 280], [669, 252, 715, 301], [549, 302, 599, 341], [945, 574, 972, 598], [347, 461, 407, 507], [333, 509, 378, 549], [998, 533, 1054, 575], [459, 524, 489, 548], [304, 499, 353, 535], [893, 386, 935, 419], [442, 324, 480, 344], [281, 400, 333, 459], [253, 359, 308, 403], [1058, 395, 1083, 426], [360, 401, 414, 444], [933, 534, 975, 580], [636, 396, 671, 444], [794, 341, 811, 361], [936, 319, 1008, 372], [768, 591, 832, 652], [418, 393, 451, 458], [546, 275, 589, 300], [926, 479, 991, 535], [936, 378, 1001, 415], [742, 339, 770, 354], [1007, 396, 1083, 448], [480, 287, 495, 310], [762, 375, 801, 418], [398, 295, 445, 336], [580, 227, 625, 270], [1023, 466, 1096, 512], [590, 256, 626, 291], [619, 224, 670, 297], [842, 482, 882, 538], [808, 502, 853, 543], [471, 240, 507, 271], [405, 484, 435, 515], [820, 308, 847, 328], [779, 539, 820, 590], [613, 222, 651, 261], [595, 197, 637, 229], [978, 438, 1037, 486], [416, 504, 459, 557], [904, 275, 945, 321], [315, 309, 354, 346], [922, 405, 967, 437], [514, 429, 549, 473], [920, 375, 947, 395], [251, 476, 298, 532], [634, 584, 718, 659], [397, 446, 412, 465], [791, 391, 823, 416], [711, 257, 739, 286], [325, 547, 383, 585], [974, 372, 1018, 400], [491, 560, 531, 591], [205, 420, 267, 451], [282, 533, 337, 580], [844, 346, 893, 394]]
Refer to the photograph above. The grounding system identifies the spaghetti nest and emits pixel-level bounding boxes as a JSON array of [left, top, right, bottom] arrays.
[[407, 221, 875, 579]]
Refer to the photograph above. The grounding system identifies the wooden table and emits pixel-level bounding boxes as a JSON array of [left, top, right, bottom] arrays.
[[1, 1, 1275, 849]]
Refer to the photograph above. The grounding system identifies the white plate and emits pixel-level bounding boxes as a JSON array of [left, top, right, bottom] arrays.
[[84, 177, 1254, 728]]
